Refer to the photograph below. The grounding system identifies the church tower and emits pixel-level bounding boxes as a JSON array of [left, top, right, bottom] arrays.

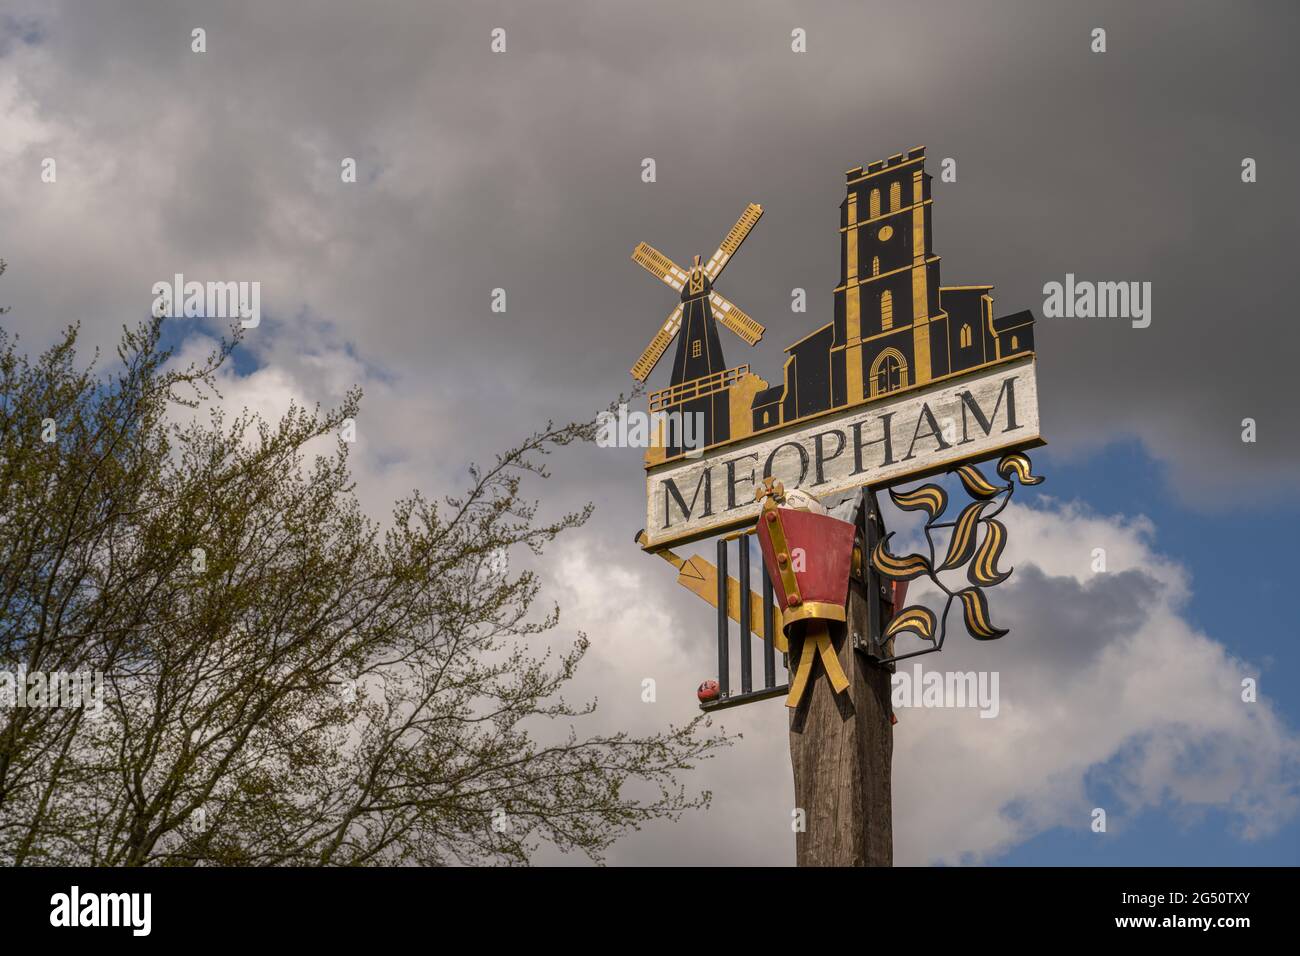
[[749, 147, 1036, 437], [832, 147, 944, 404]]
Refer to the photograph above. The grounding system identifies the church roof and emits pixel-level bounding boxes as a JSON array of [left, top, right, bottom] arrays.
[[992, 309, 1035, 332]]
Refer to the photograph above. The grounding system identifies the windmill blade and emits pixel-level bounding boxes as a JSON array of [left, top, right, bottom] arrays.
[[709, 292, 764, 346], [630, 304, 683, 381], [704, 203, 763, 281], [631, 242, 689, 292]]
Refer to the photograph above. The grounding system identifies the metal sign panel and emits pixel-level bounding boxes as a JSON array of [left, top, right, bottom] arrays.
[[642, 354, 1041, 551]]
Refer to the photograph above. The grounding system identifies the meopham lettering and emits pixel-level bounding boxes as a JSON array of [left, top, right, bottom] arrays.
[[643, 356, 1040, 549]]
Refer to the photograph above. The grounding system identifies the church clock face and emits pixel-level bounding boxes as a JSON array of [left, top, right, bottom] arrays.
[[877, 225, 894, 241]]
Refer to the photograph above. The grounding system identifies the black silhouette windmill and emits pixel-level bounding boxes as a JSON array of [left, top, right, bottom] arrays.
[[630, 204, 766, 457]]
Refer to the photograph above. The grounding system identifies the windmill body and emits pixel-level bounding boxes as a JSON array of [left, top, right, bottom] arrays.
[[669, 266, 728, 387], [630, 205, 767, 460]]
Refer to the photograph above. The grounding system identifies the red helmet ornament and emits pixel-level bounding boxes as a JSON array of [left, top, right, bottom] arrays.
[[755, 507, 856, 627], [753, 478, 856, 708]]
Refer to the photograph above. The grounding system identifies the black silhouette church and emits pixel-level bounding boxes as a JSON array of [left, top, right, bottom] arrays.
[[750, 147, 1034, 432]]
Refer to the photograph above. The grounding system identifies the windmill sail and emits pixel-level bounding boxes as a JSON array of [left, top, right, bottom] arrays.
[[709, 291, 764, 345], [632, 242, 688, 292], [631, 304, 683, 381], [704, 203, 763, 281], [629, 203, 764, 386]]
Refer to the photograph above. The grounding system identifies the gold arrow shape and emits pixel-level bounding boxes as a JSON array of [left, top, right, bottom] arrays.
[[646, 540, 787, 654]]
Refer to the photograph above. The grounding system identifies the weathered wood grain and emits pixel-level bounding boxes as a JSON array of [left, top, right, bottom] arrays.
[[788, 576, 893, 866]]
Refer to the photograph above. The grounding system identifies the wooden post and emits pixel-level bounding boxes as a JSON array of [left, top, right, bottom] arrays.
[[787, 497, 893, 866]]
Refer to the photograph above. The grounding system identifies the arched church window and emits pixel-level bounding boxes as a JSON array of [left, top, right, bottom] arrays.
[[881, 290, 893, 331], [960, 323, 972, 348], [889, 181, 901, 211]]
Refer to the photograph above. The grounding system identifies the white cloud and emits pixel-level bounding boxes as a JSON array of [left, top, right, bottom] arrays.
[[540, 498, 1299, 865]]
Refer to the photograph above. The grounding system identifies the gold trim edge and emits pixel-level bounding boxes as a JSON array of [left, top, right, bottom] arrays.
[[646, 351, 1039, 473]]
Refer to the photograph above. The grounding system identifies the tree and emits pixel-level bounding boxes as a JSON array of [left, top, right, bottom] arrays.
[[0, 302, 729, 865]]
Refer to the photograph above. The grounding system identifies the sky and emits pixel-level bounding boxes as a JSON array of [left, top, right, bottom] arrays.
[[0, 0, 1297, 865]]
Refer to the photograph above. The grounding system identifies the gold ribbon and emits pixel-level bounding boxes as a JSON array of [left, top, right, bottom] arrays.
[[786, 620, 850, 708]]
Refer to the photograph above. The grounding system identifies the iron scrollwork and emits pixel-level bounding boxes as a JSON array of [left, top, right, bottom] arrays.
[[870, 452, 1044, 663]]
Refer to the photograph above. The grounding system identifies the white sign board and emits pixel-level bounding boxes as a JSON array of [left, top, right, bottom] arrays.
[[642, 354, 1041, 550]]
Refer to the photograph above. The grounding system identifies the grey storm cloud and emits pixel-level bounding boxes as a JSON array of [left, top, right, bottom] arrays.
[[991, 565, 1163, 672], [1, 0, 1298, 513]]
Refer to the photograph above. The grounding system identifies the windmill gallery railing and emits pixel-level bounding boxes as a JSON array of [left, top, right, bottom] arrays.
[[647, 364, 750, 413]]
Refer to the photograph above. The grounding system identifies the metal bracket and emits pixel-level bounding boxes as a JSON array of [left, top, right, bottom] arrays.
[[857, 490, 893, 664]]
